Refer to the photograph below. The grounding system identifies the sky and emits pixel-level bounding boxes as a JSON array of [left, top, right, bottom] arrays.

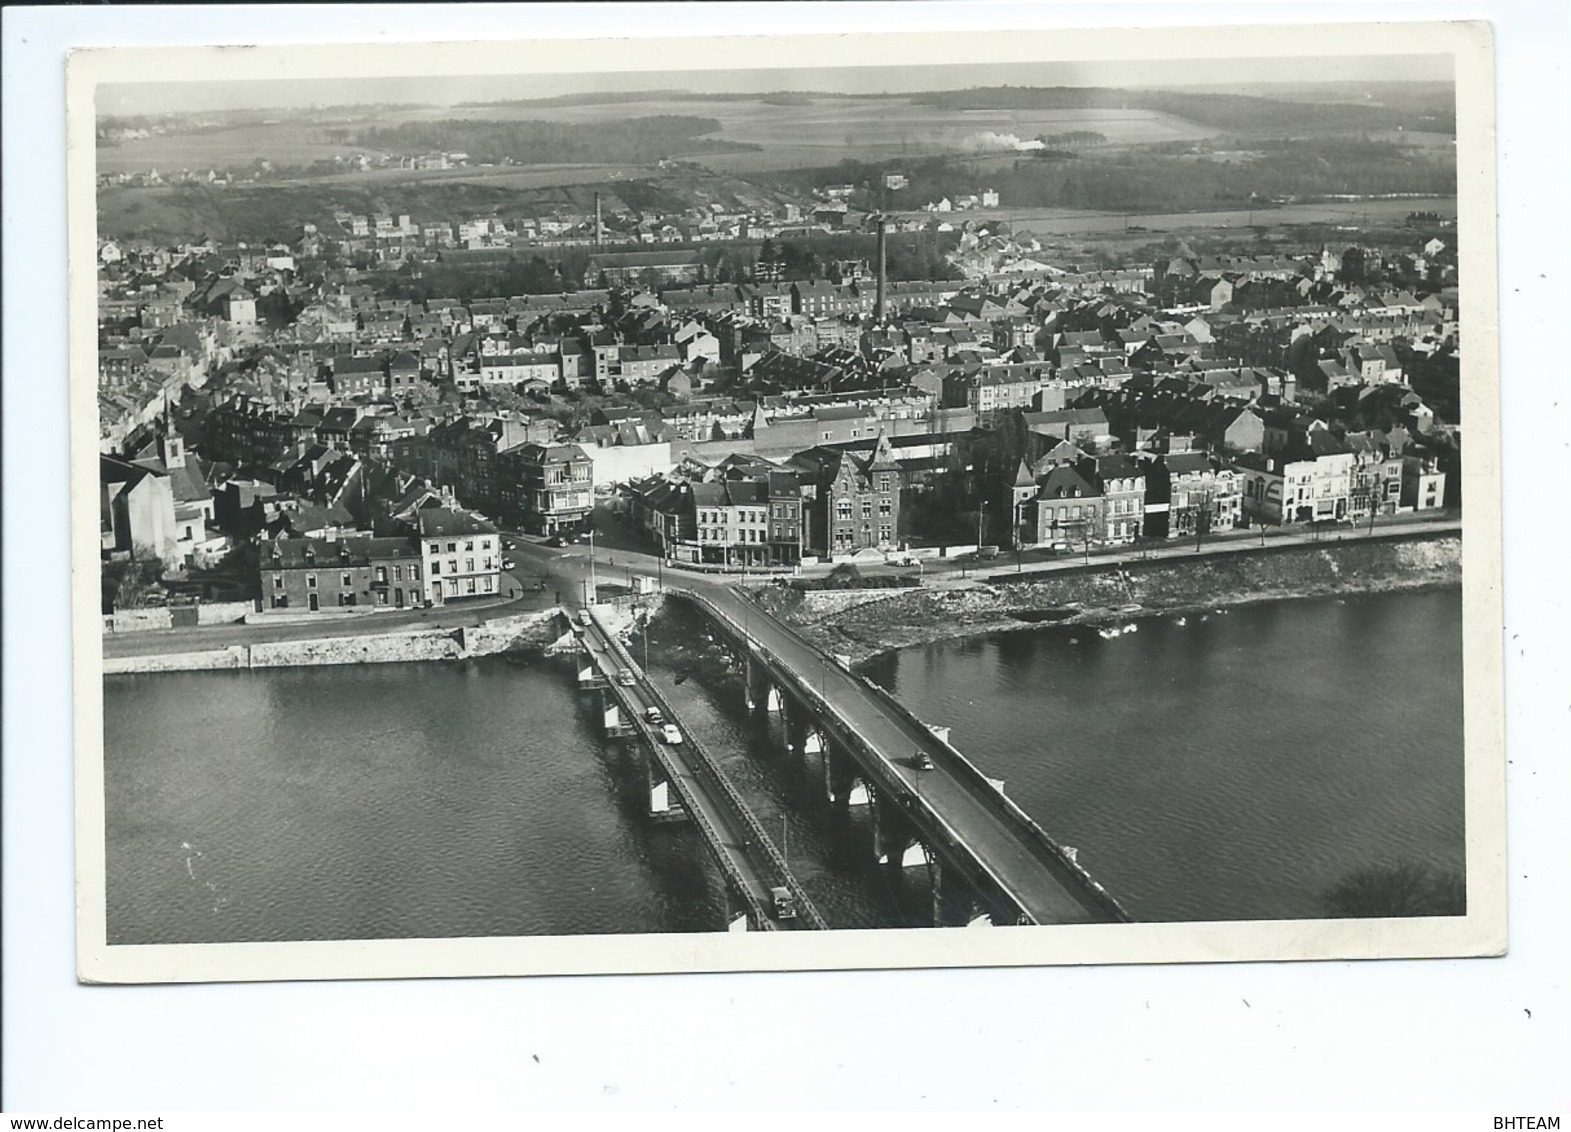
[[99, 54, 1455, 117]]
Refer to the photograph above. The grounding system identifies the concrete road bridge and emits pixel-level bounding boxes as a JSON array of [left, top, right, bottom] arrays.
[[564, 606, 828, 932], [671, 587, 1130, 928]]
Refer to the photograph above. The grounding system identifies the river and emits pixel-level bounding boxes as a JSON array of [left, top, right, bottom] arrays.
[[861, 587, 1466, 922], [103, 588, 1464, 942]]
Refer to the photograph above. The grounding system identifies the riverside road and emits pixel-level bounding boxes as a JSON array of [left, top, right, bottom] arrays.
[[101, 508, 1459, 662]]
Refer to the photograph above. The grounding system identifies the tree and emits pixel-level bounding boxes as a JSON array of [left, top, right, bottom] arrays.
[[1320, 861, 1465, 918], [109, 555, 167, 612]]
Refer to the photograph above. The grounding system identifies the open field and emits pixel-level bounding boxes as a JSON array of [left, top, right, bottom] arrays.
[[424, 98, 1216, 174], [97, 123, 383, 174], [269, 162, 659, 191], [100, 98, 1218, 177], [914, 195, 1457, 237]]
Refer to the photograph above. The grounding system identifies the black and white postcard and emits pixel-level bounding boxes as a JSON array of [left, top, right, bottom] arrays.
[[69, 20, 1505, 983]]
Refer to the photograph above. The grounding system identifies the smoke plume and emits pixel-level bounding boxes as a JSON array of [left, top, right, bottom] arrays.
[[963, 131, 1045, 153]]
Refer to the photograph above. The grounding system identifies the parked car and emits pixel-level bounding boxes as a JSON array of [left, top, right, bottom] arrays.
[[660, 723, 683, 745], [501, 557, 516, 571], [545, 535, 565, 548]]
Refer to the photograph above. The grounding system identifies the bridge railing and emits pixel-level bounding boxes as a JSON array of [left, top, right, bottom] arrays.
[[587, 611, 829, 931], [681, 589, 1130, 924], [845, 666, 1130, 922]]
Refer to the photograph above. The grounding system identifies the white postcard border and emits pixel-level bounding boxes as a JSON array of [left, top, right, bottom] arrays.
[[68, 20, 1505, 985]]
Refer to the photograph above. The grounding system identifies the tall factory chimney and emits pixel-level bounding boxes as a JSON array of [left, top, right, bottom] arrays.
[[594, 192, 603, 246], [874, 215, 888, 324]]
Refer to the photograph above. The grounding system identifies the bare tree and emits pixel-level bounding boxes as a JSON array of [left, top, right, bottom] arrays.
[[1321, 861, 1466, 918]]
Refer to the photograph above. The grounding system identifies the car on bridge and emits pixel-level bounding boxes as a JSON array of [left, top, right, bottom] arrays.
[[771, 886, 798, 920], [912, 751, 936, 771], [616, 671, 636, 687], [660, 723, 683, 745], [644, 706, 664, 725]]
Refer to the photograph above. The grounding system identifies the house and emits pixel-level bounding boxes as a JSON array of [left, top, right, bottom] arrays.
[[1194, 275, 1234, 311], [223, 286, 257, 325], [1401, 447, 1447, 512], [673, 322, 721, 366], [1346, 432, 1406, 520], [387, 351, 423, 392], [497, 442, 595, 535], [689, 479, 775, 568], [398, 415, 541, 514], [260, 535, 424, 612], [128, 417, 214, 566], [789, 431, 902, 557], [1142, 452, 1243, 539], [627, 477, 698, 557], [414, 508, 502, 605], [1079, 454, 1146, 544], [1233, 430, 1354, 525], [1022, 406, 1114, 453], [791, 280, 858, 319], [328, 354, 386, 398], [101, 453, 178, 569], [1030, 464, 1103, 549]]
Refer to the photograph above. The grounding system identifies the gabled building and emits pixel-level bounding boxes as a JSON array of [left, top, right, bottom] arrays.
[[790, 430, 901, 556], [101, 453, 178, 568], [1078, 453, 1146, 544], [1030, 464, 1103, 549], [1140, 451, 1243, 540]]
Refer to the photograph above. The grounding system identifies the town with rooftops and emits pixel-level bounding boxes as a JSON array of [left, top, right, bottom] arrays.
[[88, 57, 1481, 947], [98, 184, 1458, 626]]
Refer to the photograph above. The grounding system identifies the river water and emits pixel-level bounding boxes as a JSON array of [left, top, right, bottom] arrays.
[[861, 588, 1466, 922], [103, 588, 1464, 943]]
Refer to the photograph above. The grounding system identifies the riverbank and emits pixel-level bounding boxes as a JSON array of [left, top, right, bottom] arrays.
[[103, 608, 562, 674], [750, 533, 1463, 664]]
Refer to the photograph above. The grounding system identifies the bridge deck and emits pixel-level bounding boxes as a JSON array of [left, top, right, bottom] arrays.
[[578, 610, 827, 931], [684, 588, 1127, 926]]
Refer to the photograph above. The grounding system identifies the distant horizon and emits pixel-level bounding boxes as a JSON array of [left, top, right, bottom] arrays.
[[99, 55, 1455, 117]]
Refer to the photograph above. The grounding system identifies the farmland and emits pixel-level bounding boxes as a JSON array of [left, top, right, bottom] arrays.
[[96, 122, 383, 175], [947, 196, 1457, 237], [97, 96, 1218, 177], [95, 83, 1456, 244], [387, 96, 1216, 173]]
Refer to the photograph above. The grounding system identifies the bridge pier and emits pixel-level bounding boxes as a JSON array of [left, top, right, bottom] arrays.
[[576, 653, 606, 690], [870, 784, 925, 867], [645, 755, 686, 823], [823, 745, 869, 807], [723, 885, 752, 932], [601, 691, 632, 738], [742, 653, 783, 716]]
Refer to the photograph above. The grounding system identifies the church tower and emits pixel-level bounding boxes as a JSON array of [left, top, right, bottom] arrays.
[[157, 404, 185, 470]]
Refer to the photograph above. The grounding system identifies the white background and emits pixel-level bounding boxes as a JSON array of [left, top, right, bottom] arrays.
[[4, 1, 1567, 1112]]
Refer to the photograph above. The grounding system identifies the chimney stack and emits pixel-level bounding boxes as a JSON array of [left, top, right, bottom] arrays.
[[594, 193, 603, 246], [874, 215, 888, 324]]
